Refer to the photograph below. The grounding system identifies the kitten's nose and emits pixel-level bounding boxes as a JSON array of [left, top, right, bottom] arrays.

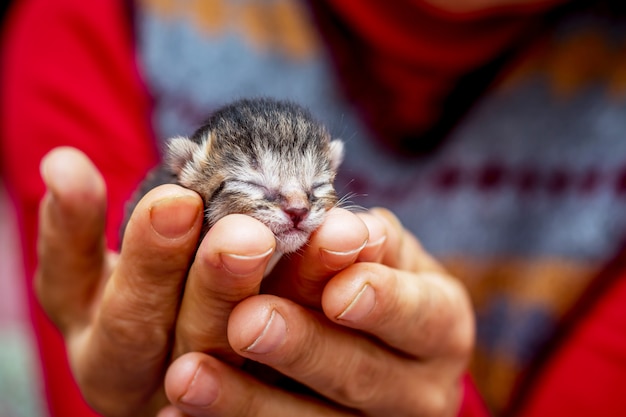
[[283, 206, 309, 227]]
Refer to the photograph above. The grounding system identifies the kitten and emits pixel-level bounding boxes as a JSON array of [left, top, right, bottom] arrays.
[[127, 98, 344, 258]]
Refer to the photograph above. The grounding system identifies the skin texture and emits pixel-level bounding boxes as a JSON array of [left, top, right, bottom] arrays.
[[37, 147, 474, 417]]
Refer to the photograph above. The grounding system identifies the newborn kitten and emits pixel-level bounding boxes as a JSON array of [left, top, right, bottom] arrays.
[[128, 98, 344, 258]]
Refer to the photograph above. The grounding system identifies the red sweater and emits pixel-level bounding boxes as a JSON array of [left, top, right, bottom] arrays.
[[1, 0, 625, 416]]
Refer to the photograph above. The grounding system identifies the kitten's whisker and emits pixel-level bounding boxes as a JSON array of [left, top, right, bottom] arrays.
[[338, 178, 356, 191], [335, 191, 366, 212]]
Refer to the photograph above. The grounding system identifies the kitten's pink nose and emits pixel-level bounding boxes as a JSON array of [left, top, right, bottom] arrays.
[[284, 206, 309, 227]]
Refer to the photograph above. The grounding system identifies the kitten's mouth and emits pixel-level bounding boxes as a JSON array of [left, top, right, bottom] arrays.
[[273, 221, 310, 234], [276, 227, 308, 240], [282, 225, 306, 233], [273, 227, 311, 253]]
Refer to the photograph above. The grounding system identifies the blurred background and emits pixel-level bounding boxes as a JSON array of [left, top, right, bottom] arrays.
[[1, 2, 44, 413], [0, 184, 45, 417]]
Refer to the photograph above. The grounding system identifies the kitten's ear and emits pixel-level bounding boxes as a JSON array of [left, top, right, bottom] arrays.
[[165, 136, 201, 175], [329, 139, 344, 172], [166, 133, 214, 176]]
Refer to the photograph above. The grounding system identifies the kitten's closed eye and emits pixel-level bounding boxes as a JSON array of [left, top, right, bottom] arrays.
[[235, 179, 280, 201], [311, 181, 333, 195]]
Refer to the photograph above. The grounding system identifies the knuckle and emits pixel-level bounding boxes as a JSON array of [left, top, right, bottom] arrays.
[[443, 282, 475, 358], [415, 274, 475, 358], [33, 268, 72, 334], [78, 387, 124, 417], [424, 378, 465, 417], [329, 349, 389, 408], [74, 362, 142, 417], [98, 297, 171, 356], [449, 319, 475, 359], [416, 386, 456, 417]]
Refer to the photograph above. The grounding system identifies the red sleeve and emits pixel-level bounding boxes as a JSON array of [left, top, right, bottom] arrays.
[[0, 0, 157, 415], [459, 375, 492, 417], [456, 261, 626, 417], [513, 268, 626, 416]]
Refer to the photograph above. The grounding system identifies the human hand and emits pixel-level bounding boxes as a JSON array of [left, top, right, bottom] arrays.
[[159, 208, 475, 417], [36, 147, 281, 416], [37, 147, 474, 417]]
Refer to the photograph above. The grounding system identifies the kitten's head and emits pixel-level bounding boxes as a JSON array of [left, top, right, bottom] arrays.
[[165, 98, 344, 253]]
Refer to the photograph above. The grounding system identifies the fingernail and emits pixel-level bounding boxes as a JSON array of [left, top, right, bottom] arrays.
[[150, 196, 201, 239], [244, 309, 287, 354], [356, 235, 387, 263], [179, 363, 220, 407], [357, 213, 387, 257], [319, 240, 367, 271], [337, 284, 376, 322], [365, 235, 386, 251], [220, 247, 274, 277]]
